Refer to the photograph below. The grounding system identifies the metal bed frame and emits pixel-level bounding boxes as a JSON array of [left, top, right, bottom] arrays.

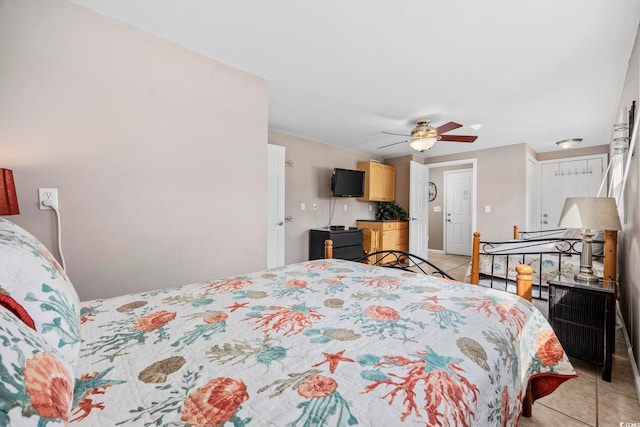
[[357, 250, 455, 280], [475, 232, 604, 300]]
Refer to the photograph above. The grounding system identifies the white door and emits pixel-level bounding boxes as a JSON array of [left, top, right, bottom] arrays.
[[409, 161, 429, 259], [526, 154, 539, 232], [445, 169, 473, 256], [540, 155, 605, 229], [267, 144, 285, 268]]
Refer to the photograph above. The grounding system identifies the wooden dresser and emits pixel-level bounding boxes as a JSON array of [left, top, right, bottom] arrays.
[[308, 228, 363, 261], [356, 220, 408, 263]]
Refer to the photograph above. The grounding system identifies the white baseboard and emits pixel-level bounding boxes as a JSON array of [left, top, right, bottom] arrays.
[[617, 304, 640, 402], [428, 249, 445, 254]]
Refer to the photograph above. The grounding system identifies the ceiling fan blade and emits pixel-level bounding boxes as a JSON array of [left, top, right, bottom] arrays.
[[382, 131, 412, 137], [439, 134, 478, 143], [377, 140, 409, 149], [435, 122, 462, 135]]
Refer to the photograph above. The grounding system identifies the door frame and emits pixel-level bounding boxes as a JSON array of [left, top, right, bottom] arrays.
[[425, 158, 477, 254]]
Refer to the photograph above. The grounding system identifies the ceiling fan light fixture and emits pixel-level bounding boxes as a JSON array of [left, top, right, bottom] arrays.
[[409, 137, 438, 152], [410, 119, 439, 139], [556, 138, 583, 149]]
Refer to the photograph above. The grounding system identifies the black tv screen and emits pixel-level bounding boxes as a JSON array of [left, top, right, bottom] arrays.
[[332, 168, 364, 197]]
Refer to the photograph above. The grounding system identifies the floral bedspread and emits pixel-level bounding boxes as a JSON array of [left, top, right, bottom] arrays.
[[71, 259, 575, 426]]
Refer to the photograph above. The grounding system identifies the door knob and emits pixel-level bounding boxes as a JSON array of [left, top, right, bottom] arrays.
[[285, 216, 294, 222], [277, 221, 284, 226], [410, 217, 417, 221]]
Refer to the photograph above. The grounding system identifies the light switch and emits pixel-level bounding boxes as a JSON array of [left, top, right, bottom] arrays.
[[485, 205, 491, 213], [300, 203, 305, 211], [343, 204, 348, 211], [433, 206, 442, 212]]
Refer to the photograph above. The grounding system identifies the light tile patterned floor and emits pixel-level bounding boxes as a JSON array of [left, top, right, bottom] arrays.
[[428, 250, 640, 426]]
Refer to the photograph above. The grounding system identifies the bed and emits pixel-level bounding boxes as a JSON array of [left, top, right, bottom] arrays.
[[0, 219, 576, 426], [468, 226, 618, 300]]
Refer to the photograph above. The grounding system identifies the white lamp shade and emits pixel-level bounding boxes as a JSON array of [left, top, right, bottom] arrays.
[[558, 197, 622, 230]]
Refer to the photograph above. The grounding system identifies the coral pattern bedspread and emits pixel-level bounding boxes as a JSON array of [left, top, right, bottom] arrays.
[[69, 259, 574, 426]]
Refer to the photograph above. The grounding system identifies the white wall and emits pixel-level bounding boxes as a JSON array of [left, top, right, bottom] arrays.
[[0, 0, 268, 300]]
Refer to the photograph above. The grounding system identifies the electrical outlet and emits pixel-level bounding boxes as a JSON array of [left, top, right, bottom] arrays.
[[39, 188, 59, 210]]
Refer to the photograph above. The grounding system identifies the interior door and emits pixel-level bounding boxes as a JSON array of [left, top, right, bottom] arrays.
[[540, 155, 605, 229], [409, 161, 429, 259], [267, 144, 285, 268], [526, 154, 539, 231], [445, 169, 472, 256]]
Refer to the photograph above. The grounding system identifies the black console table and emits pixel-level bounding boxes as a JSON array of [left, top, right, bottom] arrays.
[[548, 273, 617, 382], [309, 228, 363, 261]]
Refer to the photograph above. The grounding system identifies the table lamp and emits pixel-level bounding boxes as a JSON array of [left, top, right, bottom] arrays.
[[558, 197, 621, 283], [0, 169, 20, 215]]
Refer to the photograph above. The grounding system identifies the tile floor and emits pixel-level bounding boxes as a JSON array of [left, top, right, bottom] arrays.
[[428, 250, 640, 426]]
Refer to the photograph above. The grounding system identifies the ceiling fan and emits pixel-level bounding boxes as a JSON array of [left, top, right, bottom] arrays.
[[378, 119, 478, 152]]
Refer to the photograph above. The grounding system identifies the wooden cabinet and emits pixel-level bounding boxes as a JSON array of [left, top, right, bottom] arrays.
[[356, 220, 408, 263], [357, 161, 395, 202]]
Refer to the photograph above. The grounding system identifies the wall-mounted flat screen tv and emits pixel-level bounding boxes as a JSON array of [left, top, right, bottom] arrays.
[[331, 168, 365, 197]]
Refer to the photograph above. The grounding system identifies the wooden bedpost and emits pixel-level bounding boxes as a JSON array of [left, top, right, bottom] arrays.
[[470, 232, 480, 285], [602, 230, 617, 285], [515, 263, 534, 417], [515, 264, 533, 302], [513, 225, 519, 240], [324, 239, 333, 259]]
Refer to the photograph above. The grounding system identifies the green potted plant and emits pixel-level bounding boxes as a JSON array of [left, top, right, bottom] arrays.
[[375, 201, 407, 220]]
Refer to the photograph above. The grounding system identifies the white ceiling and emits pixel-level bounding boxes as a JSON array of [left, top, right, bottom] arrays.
[[70, 0, 640, 158]]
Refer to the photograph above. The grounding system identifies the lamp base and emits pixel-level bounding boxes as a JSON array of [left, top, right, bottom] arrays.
[[573, 228, 600, 284], [573, 272, 601, 283]]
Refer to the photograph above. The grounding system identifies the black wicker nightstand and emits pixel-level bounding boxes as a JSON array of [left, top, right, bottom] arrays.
[[548, 273, 616, 382]]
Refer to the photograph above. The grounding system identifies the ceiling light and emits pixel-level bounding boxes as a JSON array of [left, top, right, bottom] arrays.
[[410, 120, 439, 139], [556, 138, 582, 149], [469, 123, 483, 130], [409, 137, 438, 152]]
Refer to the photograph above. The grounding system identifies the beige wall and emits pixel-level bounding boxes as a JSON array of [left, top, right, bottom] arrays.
[[387, 144, 613, 249], [386, 144, 528, 242], [0, 0, 268, 300], [267, 131, 377, 264], [616, 23, 640, 378]]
